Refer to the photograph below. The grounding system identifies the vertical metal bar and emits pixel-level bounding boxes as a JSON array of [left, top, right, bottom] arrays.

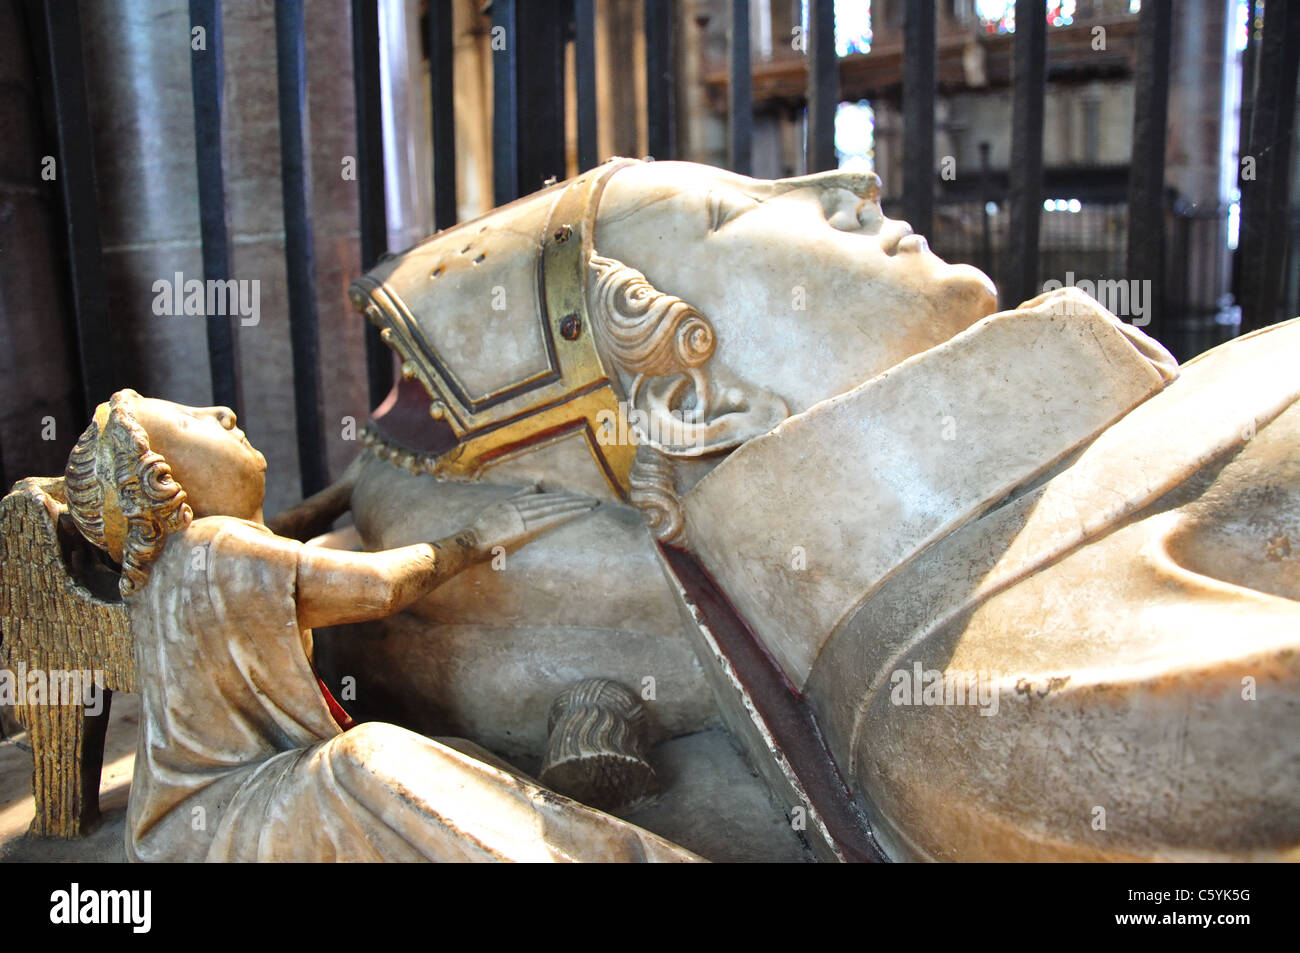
[[902, 0, 936, 237], [189, 0, 243, 417], [1232, 0, 1258, 312], [492, 0, 566, 202], [1004, 0, 1046, 310], [575, 0, 599, 171], [1239, 0, 1300, 332], [275, 0, 329, 496], [1083, 95, 1100, 163], [427, 0, 458, 228], [728, 0, 753, 174], [1238, 0, 1259, 170], [1125, 0, 1172, 339], [492, 0, 520, 203], [515, 0, 567, 193], [42, 0, 116, 414], [1169, 205, 1188, 355], [644, 0, 676, 160], [806, 0, 837, 173], [979, 140, 993, 277], [351, 0, 393, 408]]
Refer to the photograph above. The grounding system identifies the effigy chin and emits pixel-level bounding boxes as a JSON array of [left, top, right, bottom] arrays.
[[333, 158, 1299, 862]]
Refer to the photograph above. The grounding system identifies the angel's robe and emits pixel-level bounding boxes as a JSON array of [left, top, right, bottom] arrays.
[[125, 516, 697, 862]]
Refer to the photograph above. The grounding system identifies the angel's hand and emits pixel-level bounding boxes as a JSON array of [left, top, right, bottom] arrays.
[[465, 486, 599, 558]]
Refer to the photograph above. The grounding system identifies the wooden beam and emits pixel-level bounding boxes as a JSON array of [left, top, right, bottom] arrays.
[[704, 18, 1141, 113]]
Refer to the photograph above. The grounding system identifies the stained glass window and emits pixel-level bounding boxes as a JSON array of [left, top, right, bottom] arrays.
[[835, 100, 875, 172], [835, 0, 872, 56], [800, 0, 872, 57], [977, 0, 1078, 34], [976, 0, 1015, 33], [1236, 0, 1260, 53]]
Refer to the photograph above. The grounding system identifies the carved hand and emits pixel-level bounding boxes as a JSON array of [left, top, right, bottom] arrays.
[[466, 486, 599, 559]]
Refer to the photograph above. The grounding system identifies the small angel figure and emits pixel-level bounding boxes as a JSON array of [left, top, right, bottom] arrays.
[[63, 389, 696, 862]]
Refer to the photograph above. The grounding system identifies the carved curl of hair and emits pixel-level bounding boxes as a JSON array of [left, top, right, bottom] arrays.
[[545, 678, 649, 762], [628, 444, 684, 546], [65, 389, 193, 598], [588, 254, 716, 382]]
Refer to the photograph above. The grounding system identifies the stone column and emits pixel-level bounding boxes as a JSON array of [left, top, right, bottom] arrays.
[[1166, 0, 1233, 206], [1163, 0, 1234, 321]]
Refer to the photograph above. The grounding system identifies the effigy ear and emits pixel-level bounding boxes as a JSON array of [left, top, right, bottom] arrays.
[[587, 254, 789, 458]]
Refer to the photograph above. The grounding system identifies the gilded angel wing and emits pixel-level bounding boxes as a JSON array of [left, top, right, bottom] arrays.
[[0, 477, 133, 837]]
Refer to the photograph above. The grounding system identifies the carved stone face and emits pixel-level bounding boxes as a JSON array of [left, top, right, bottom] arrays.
[[129, 397, 267, 521], [353, 159, 1004, 493], [593, 161, 998, 415]]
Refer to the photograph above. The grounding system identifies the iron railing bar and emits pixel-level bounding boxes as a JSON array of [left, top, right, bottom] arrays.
[[728, 0, 753, 175], [42, 0, 117, 415], [979, 141, 993, 278], [492, 0, 520, 204], [806, 0, 836, 173], [575, 0, 599, 171], [1239, 0, 1300, 332], [274, 0, 329, 496], [428, 0, 458, 229], [351, 0, 393, 408], [645, 0, 675, 160], [1004, 0, 1046, 310], [1124, 0, 1171, 340], [902, 0, 935, 239], [189, 0, 243, 417], [1230, 0, 1257, 321], [514, 0, 567, 195], [1238, 0, 1259, 171]]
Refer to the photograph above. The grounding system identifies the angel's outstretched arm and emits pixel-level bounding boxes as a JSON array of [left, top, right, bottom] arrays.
[[295, 487, 597, 630]]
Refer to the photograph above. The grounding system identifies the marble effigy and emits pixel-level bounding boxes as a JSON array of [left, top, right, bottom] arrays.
[[340, 159, 1298, 861], [6, 158, 1294, 862]]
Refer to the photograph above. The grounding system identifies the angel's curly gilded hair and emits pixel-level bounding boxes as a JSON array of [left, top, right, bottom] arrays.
[[64, 389, 193, 597]]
